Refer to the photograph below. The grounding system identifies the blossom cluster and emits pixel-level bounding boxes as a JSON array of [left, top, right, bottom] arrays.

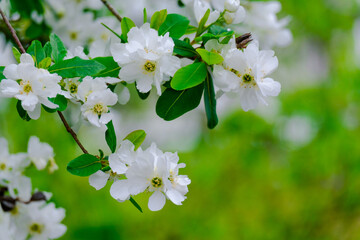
[[0, 137, 66, 240], [89, 140, 191, 211]]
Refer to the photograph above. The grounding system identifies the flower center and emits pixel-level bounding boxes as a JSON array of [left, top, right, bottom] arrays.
[[0, 163, 6, 170], [242, 74, 254, 83], [29, 223, 43, 234], [20, 81, 33, 94], [93, 103, 106, 115], [144, 61, 156, 72], [69, 32, 78, 40], [69, 83, 78, 94], [151, 177, 162, 188]]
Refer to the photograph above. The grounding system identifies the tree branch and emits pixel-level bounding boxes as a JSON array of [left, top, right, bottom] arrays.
[[57, 111, 88, 154], [100, 0, 122, 23], [0, 8, 89, 154], [0, 8, 25, 53]]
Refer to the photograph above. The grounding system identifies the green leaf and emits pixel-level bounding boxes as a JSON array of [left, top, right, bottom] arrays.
[[105, 121, 117, 153], [43, 42, 52, 58], [196, 49, 224, 65], [173, 39, 197, 58], [38, 57, 52, 69], [196, 9, 210, 36], [204, 70, 218, 129], [150, 9, 167, 30], [43, 94, 68, 113], [171, 62, 207, 90], [27, 40, 45, 67], [156, 83, 204, 121], [93, 57, 120, 78], [130, 197, 143, 213], [185, 25, 197, 35], [121, 17, 136, 43], [0, 67, 5, 81], [158, 14, 190, 39], [123, 130, 146, 150], [143, 8, 147, 23], [67, 154, 102, 177], [16, 100, 31, 121], [48, 57, 106, 78], [50, 33, 67, 63], [12, 47, 21, 63], [9, 0, 44, 17]]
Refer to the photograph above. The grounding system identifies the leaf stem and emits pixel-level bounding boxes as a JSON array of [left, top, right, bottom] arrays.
[[100, 0, 122, 23], [0, 8, 89, 154]]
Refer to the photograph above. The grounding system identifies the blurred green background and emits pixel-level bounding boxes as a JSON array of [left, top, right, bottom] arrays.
[[1, 0, 360, 239]]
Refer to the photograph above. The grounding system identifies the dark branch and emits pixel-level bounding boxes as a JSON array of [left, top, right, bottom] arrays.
[[100, 0, 122, 23], [0, 8, 26, 53], [57, 111, 89, 154]]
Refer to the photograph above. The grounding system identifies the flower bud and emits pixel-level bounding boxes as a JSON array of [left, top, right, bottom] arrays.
[[225, 0, 240, 13], [224, 11, 236, 24]]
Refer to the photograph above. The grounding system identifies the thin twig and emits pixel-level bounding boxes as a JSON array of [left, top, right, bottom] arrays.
[[57, 111, 89, 154], [0, 8, 89, 154], [0, 8, 25, 53], [100, 0, 122, 23]]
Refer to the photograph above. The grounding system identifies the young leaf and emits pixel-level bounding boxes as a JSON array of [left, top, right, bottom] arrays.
[[143, 8, 147, 23], [196, 49, 224, 65], [150, 9, 167, 30], [204, 71, 218, 129], [121, 17, 136, 43], [38, 57, 52, 69], [48, 57, 106, 78], [50, 33, 67, 63], [27, 40, 45, 67], [156, 83, 204, 121], [173, 39, 197, 58], [12, 47, 21, 63], [16, 100, 31, 121], [158, 14, 190, 39], [67, 154, 102, 177], [43, 42, 52, 58], [123, 130, 146, 150], [171, 62, 207, 90], [43, 94, 68, 113], [93, 57, 120, 78], [105, 121, 117, 153], [196, 9, 210, 36], [0, 67, 5, 81], [130, 197, 143, 213], [185, 25, 197, 35]]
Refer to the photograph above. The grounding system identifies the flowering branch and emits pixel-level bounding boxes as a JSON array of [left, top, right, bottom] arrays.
[[0, 8, 89, 154], [0, 8, 26, 53], [100, 0, 122, 22]]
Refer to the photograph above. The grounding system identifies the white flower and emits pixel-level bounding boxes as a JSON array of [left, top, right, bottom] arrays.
[[76, 76, 107, 102], [7, 172, 32, 202], [213, 42, 281, 111], [0, 33, 16, 66], [239, 1, 292, 49], [110, 143, 190, 211], [80, 90, 118, 127], [0, 138, 29, 175], [193, 0, 221, 26], [0, 54, 62, 119], [13, 201, 66, 240], [27, 136, 56, 171], [89, 140, 136, 191], [0, 209, 15, 240], [111, 23, 181, 95]]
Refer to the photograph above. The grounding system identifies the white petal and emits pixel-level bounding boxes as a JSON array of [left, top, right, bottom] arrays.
[[166, 189, 186, 205], [258, 78, 281, 97], [27, 103, 41, 120], [110, 180, 130, 201], [109, 154, 128, 174], [148, 191, 166, 211], [89, 170, 109, 190], [115, 84, 130, 105]]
